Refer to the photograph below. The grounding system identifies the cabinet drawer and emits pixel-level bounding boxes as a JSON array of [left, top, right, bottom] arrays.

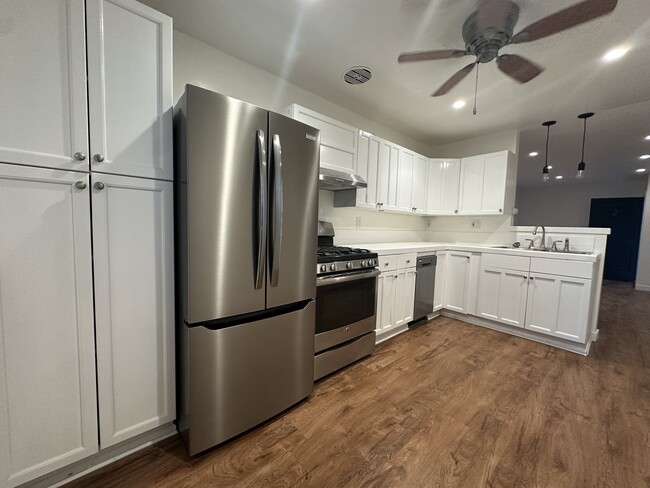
[[481, 253, 530, 272], [396, 253, 417, 269], [378, 255, 397, 272], [530, 257, 594, 279]]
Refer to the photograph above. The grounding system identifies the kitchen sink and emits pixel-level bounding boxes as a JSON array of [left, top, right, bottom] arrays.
[[490, 245, 591, 255]]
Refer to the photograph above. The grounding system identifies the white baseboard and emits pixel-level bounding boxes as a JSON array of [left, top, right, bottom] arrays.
[[29, 424, 177, 488], [635, 283, 650, 292], [591, 329, 600, 342], [440, 310, 590, 356], [375, 323, 409, 344]]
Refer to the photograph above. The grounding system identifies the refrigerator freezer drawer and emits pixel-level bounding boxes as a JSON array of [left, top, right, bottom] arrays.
[[179, 300, 315, 455]]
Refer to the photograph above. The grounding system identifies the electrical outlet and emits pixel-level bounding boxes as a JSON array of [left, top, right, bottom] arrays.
[[426, 219, 431, 228], [356, 216, 362, 228], [471, 219, 481, 229]]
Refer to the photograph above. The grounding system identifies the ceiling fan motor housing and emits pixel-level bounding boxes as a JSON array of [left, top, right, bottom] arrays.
[[462, 0, 520, 63]]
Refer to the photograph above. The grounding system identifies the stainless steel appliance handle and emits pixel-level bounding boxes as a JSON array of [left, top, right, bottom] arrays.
[[254, 129, 267, 290], [317, 269, 380, 287], [270, 133, 283, 287]]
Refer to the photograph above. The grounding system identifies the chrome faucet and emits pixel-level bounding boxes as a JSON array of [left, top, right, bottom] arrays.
[[532, 225, 547, 249]]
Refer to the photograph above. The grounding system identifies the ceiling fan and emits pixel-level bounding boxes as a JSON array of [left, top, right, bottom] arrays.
[[398, 0, 618, 97]]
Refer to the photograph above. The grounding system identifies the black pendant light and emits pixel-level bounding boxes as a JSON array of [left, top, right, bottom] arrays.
[[576, 112, 595, 179], [542, 120, 556, 183]]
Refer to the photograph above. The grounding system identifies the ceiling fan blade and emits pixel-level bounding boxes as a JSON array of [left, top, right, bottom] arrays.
[[398, 49, 468, 63], [497, 54, 544, 83], [511, 0, 618, 44], [431, 62, 476, 97]]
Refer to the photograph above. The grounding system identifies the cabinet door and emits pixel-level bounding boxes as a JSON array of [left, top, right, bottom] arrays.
[[0, 0, 89, 171], [525, 274, 591, 343], [481, 153, 508, 213], [396, 149, 414, 212], [376, 141, 391, 209], [356, 132, 380, 208], [433, 252, 447, 311], [0, 164, 97, 487], [386, 144, 400, 210], [412, 155, 428, 214], [377, 273, 396, 332], [458, 155, 484, 214], [440, 159, 461, 214], [426, 160, 443, 214], [92, 174, 175, 448], [393, 270, 407, 327], [478, 267, 528, 327], [86, 0, 173, 180], [444, 252, 471, 313], [402, 269, 417, 324]]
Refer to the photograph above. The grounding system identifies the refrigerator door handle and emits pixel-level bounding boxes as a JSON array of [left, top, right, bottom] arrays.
[[270, 133, 283, 287], [255, 129, 267, 290]]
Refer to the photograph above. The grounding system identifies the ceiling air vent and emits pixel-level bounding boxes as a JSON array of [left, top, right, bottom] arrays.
[[343, 67, 372, 85]]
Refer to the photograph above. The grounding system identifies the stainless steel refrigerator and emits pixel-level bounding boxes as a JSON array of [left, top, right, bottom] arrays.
[[174, 85, 319, 455]]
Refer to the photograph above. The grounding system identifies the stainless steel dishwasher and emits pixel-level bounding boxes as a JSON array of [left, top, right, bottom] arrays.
[[412, 254, 437, 324]]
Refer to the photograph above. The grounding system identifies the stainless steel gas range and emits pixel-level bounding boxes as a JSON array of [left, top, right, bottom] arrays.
[[314, 221, 378, 380]]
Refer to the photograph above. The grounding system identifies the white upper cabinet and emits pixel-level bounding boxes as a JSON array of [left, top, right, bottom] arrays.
[[458, 151, 516, 215], [0, 0, 172, 181], [396, 148, 415, 212], [355, 131, 380, 209], [284, 105, 357, 173], [0, 164, 98, 488], [426, 159, 461, 215], [412, 155, 428, 214], [86, 0, 173, 180], [92, 174, 175, 448], [376, 140, 400, 211], [0, 0, 89, 172]]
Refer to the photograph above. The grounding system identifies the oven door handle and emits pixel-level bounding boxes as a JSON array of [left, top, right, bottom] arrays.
[[317, 269, 380, 287]]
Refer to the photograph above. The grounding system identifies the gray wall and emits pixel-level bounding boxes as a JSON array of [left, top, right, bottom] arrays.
[[514, 180, 648, 227]]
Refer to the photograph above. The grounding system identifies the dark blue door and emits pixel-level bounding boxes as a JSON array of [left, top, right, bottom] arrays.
[[589, 197, 644, 282]]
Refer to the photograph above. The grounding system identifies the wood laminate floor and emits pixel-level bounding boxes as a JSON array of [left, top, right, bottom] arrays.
[[69, 283, 650, 488]]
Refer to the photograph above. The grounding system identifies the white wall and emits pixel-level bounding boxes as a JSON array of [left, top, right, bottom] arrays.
[[514, 180, 648, 227], [173, 32, 431, 155], [429, 129, 520, 158], [636, 176, 650, 291]]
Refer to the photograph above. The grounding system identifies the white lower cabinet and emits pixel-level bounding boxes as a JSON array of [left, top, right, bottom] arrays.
[[92, 174, 175, 448], [0, 165, 175, 488], [444, 251, 471, 313], [375, 256, 416, 338], [525, 273, 592, 343], [433, 252, 447, 311], [477, 267, 528, 328], [0, 164, 98, 488]]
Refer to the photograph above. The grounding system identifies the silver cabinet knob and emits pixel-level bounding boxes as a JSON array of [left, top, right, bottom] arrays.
[[93, 154, 105, 162], [74, 180, 87, 189], [74, 152, 86, 161], [94, 182, 105, 190], [454, 210, 458, 214], [346, 262, 353, 269]]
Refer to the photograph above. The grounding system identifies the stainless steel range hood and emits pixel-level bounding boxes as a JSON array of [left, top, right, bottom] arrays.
[[319, 167, 367, 191]]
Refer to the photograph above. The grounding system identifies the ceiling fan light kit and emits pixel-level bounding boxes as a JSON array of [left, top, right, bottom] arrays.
[[397, 0, 618, 105], [542, 120, 557, 183], [576, 112, 595, 178]]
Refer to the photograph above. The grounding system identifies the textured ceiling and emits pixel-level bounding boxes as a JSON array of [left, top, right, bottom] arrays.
[[141, 0, 650, 184]]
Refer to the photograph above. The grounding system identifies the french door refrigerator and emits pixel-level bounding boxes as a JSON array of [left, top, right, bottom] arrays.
[[174, 85, 319, 455]]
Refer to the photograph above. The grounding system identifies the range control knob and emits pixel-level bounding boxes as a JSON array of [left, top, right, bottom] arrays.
[[320, 265, 326, 272], [346, 262, 353, 269], [360, 260, 367, 267], [329, 264, 336, 271]]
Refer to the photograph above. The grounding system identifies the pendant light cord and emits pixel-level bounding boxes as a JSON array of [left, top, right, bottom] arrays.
[[473, 62, 479, 116], [544, 124, 550, 168], [581, 116, 587, 161]]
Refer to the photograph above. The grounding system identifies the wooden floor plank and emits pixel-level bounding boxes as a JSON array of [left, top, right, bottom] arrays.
[[68, 284, 650, 488]]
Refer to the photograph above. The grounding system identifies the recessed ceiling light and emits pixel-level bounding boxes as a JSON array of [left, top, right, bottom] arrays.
[[645, 135, 650, 141], [640, 155, 650, 160], [636, 168, 647, 173], [452, 100, 466, 109], [529, 152, 538, 157], [547, 165, 553, 169], [555, 175, 563, 180], [603, 46, 630, 62]]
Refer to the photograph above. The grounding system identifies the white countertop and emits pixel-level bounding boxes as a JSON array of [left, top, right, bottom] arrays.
[[344, 241, 601, 262]]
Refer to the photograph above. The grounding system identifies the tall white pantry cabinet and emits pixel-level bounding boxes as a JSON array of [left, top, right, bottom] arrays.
[[0, 1, 174, 487]]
